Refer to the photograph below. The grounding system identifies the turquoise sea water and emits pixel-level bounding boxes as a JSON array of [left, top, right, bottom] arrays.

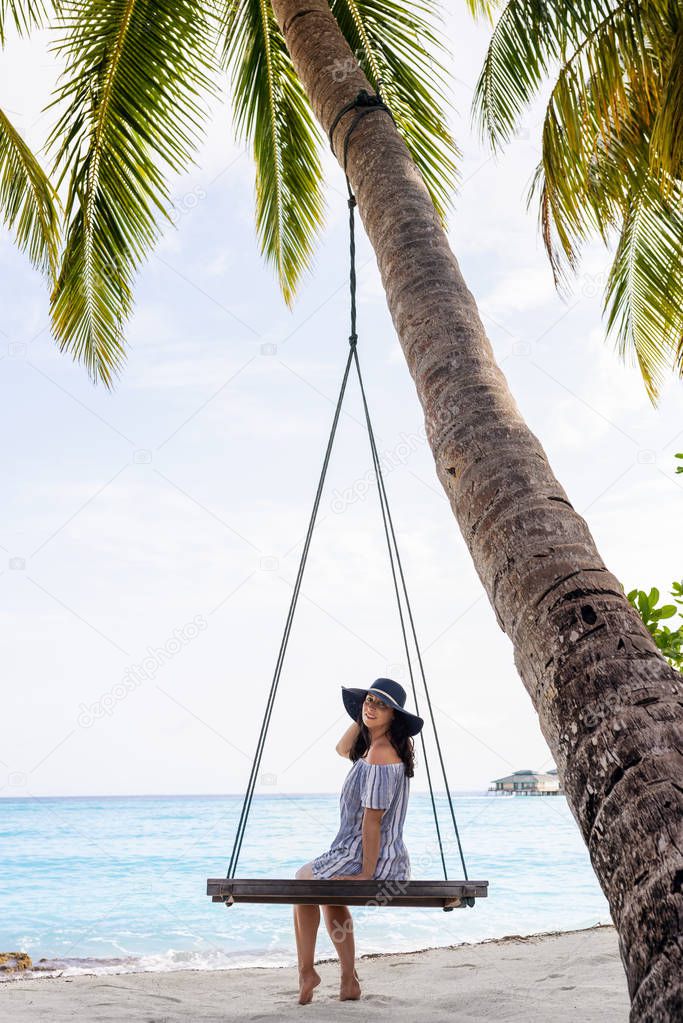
[[0, 792, 612, 977]]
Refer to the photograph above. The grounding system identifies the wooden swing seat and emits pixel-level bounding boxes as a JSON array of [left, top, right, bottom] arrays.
[[207, 878, 488, 911]]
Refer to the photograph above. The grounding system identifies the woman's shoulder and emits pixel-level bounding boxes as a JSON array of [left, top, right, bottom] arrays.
[[361, 746, 404, 767]]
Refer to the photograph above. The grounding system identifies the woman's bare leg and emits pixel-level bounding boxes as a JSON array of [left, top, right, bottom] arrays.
[[321, 904, 361, 1000], [293, 863, 321, 1004]]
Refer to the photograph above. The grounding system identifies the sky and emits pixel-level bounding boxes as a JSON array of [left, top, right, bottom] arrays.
[[1, 6, 681, 800]]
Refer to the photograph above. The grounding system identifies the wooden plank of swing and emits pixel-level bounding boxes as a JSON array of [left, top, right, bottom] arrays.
[[206, 878, 488, 909]]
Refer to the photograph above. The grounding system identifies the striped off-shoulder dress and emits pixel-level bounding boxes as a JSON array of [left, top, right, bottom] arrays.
[[310, 756, 411, 881]]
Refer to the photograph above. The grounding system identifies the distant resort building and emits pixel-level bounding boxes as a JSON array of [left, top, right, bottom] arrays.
[[489, 768, 563, 795]]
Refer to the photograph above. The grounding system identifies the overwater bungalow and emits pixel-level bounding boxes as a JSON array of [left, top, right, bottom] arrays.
[[489, 768, 563, 795]]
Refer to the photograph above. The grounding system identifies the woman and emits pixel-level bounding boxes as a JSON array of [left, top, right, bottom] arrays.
[[292, 677, 424, 1004]]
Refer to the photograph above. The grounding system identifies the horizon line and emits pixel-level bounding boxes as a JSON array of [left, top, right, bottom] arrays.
[[0, 788, 500, 801]]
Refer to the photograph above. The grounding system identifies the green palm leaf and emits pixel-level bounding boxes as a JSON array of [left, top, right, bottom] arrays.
[[525, 5, 661, 286], [531, 75, 683, 401], [460, 0, 497, 21], [221, 0, 325, 306], [470, 0, 683, 402], [471, 0, 584, 148], [604, 173, 683, 403], [649, 24, 683, 188], [0, 106, 60, 277], [470, 0, 666, 148], [330, 0, 459, 223], [45, 0, 218, 386], [0, 0, 55, 43]]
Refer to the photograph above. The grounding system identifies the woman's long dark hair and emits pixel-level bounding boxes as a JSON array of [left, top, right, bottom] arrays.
[[349, 707, 416, 777]]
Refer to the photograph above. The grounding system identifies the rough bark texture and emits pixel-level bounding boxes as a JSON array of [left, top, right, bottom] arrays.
[[270, 0, 683, 1016]]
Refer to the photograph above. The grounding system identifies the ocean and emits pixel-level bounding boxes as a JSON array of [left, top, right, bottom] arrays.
[[0, 791, 612, 978]]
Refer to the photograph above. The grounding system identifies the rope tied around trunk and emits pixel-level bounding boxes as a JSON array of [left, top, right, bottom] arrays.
[[329, 88, 394, 349], [328, 87, 395, 179]]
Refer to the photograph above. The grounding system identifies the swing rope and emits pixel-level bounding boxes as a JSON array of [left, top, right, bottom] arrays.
[[226, 343, 355, 880], [226, 88, 468, 883]]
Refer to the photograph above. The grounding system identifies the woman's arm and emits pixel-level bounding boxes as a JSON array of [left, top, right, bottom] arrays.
[[335, 721, 361, 758], [360, 809, 383, 878], [331, 809, 383, 880]]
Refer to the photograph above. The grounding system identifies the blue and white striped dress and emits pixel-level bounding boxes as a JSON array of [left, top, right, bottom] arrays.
[[310, 757, 411, 880]]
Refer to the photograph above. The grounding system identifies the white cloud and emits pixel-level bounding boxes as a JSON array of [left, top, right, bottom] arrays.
[[481, 265, 558, 316]]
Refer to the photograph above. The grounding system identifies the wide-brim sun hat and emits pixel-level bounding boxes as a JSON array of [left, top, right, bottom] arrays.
[[341, 677, 424, 737]]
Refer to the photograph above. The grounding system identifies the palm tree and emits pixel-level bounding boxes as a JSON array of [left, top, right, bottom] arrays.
[[269, 14, 682, 1015], [4, 0, 682, 1017], [471, 0, 683, 405]]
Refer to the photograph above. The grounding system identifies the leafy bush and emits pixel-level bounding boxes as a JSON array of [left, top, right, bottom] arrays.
[[626, 583, 683, 670]]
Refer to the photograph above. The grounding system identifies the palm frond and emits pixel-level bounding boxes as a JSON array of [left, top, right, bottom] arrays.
[[0, 106, 60, 277], [330, 0, 459, 223], [45, 0, 218, 387], [469, 0, 653, 149], [525, 4, 662, 289], [474, 0, 683, 400], [221, 0, 325, 306], [527, 103, 628, 297], [649, 24, 683, 190], [603, 173, 683, 403], [531, 81, 683, 403], [0, 0, 55, 43], [460, 0, 498, 22]]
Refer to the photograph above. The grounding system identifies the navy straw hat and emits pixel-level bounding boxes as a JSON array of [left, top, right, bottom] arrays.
[[341, 678, 424, 737]]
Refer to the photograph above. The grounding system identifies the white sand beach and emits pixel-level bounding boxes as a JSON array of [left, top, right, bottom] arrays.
[[0, 924, 630, 1021]]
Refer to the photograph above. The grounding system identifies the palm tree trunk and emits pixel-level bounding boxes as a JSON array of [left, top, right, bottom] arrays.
[[270, 0, 683, 1017]]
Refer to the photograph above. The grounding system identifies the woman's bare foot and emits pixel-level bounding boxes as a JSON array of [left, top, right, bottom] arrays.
[[298, 967, 321, 1004], [340, 968, 361, 1000]]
